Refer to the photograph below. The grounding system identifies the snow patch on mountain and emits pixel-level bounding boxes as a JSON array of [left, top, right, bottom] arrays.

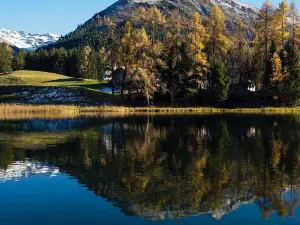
[[211, 0, 259, 21], [0, 28, 59, 49]]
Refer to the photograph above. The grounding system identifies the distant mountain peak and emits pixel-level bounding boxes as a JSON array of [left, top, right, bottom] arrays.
[[0, 28, 59, 50], [103, 0, 258, 23]]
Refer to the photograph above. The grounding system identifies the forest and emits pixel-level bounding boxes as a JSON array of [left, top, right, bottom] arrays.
[[0, 0, 300, 106]]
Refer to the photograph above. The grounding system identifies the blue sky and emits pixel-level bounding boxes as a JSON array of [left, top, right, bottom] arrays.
[[0, 0, 299, 35]]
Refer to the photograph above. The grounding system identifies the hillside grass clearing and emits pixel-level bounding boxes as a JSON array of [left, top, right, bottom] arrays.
[[0, 70, 116, 105]]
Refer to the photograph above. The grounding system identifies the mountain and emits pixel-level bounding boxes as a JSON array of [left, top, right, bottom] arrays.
[[101, 0, 258, 23], [54, 0, 258, 49], [0, 28, 60, 50]]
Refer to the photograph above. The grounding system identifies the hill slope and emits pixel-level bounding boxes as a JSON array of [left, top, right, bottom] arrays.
[[0, 71, 112, 105]]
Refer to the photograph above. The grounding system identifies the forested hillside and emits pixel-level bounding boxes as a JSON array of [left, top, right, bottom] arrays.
[[0, 0, 300, 106]]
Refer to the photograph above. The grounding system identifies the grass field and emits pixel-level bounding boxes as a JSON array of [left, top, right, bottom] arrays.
[[0, 70, 107, 89], [0, 70, 115, 105]]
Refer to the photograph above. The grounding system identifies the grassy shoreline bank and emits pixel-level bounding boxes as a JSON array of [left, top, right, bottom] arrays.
[[1, 104, 300, 115]]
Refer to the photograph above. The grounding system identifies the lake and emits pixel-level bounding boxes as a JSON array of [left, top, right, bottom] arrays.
[[0, 114, 300, 225]]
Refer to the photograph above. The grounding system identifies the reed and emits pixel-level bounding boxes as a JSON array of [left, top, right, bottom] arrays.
[[1, 104, 300, 115]]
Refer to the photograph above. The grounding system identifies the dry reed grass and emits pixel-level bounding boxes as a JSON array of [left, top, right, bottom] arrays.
[[1, 104, 300, 119]]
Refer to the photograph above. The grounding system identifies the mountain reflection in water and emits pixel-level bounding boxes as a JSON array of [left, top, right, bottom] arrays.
[[0, 115, 300, 224]]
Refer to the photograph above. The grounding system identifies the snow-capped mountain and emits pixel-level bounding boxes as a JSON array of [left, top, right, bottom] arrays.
[[101, 0, 259, 24], [0, 28, 59, 50]]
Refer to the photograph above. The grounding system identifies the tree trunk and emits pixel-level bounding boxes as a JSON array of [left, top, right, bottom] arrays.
[[121, 68, 127, 98]]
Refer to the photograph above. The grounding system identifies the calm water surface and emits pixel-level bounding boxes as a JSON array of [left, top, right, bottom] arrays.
[[0, 114, 300, 225]]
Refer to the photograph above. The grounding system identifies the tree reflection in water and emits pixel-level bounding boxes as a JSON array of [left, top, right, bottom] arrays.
[[0, 115, 300, 221]]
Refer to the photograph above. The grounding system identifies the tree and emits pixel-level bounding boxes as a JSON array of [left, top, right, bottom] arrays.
[[230, 20, 252, 84], [277, 0, 289, 48], [254, 0, 274, 91], [121, 21, 135, 97], [162, 10, 187, 104], [270, 52, 285, 101], [0, 43, 13, 74], [132, 7, 166, 45], [103, 18, 120, 95], [186, 12, 209, 89], [87, 50, 99, 79], [289, 0, 300, 47], [68, 47, 81, 78], [79, 46, 92, 78], [271, 52, 284, 83], [211, 58, 229, 103], [97, 47, 108, 80], [128, 27, 158, 106], [207, 4, 229, 59], [207, 5, 229, 101], [54, 48, 68, 75], [12, 50, 26, 71], [286, 43, 300, 104]]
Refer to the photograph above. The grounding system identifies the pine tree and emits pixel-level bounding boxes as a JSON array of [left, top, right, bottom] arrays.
[[230, 20, 252, 84], [12, 50, 26, 71], [54, 48, 68, 75], [207, 5, 229, 101], [211, 57, 229, 103], [286, 43, 300, 104], [103, 18, 120, 95], [79, 46, 92, 78], [162, 10, 186, 104], [87, 50, 99, 79], [97, 47, 108, 80], [265, 40, 277, 90], [0, 43, 13, 74], [68, 48, 81, 78]]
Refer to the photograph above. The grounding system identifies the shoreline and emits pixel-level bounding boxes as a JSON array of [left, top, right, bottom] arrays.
[[1, 104, 300, 114]]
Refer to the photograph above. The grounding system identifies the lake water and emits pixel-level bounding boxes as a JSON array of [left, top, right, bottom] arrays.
[[1, 114, 300, 225]]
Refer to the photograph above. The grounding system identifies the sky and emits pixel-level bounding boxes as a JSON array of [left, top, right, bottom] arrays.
[[0, 0, 299, 35]]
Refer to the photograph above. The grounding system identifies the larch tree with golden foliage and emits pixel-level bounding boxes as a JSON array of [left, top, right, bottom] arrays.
[[277, 0, 289, 48], [121, 21, 135, 97], [187, 12, 209, 88], [128, 27, 158, 106], [132, 7, 166, 45], [207, 4, 229, 59], [271, 52, 285, 97]]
